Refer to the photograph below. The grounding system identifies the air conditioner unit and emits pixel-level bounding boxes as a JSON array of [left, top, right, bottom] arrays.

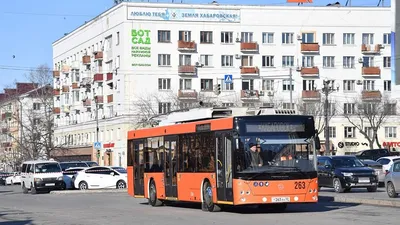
[[235, 54, 241, 59], [236, 38, 241, 43], [297, 34, 302, 40], [357, 80, 362, 85], [358, 57, 363, 63], [267, 91, 274, 96], [195, 62, 204, 67], [296, 66, 301, 72]]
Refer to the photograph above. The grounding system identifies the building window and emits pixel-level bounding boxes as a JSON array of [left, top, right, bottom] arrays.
[[200, 79, 213, 91], [241, 32, 253, 42], [220, 79, 234, 90], [385, 127, 397, 138], [282, 56, 294, 67], [363, 56, 375, 67], [74, 91, 79, 102], [179, 31, 191, 42], [344, 127, 356, 138], [262, 56, 274, 67], [384, 80, 392, 92], [384, 57, 391, 68], [242, 79, 254, 90], [343, 33, 355, 45], [323, 33, 335, 45], [221, 32, 233, 43], [343, 80, 355, 91], [158, 54, 171, 66], [363, 80, 375, 91], [302, 56, 315, 67], [303, 80, 316, 91], [343, 103, 355, 114], [200, 55, 213, 67], [323, 56, 335, 68], [282, 32, 294, 44], [116, 32, 120, 45], [343, 56, 355, 68], [383, 33, 391, 45], [282, 103, 294, 109], [179, 54, 191, 66], [158, 102, 171, 114], [325, 126, 336, 138], [33, 103, 41, 110], [200, 31, 213, 43], [262, 32, 274, 44], [221, 55, 233, 67], [282, 80, 294, 91], [385, 103, 397, 115], [302, 33, 315, 43], [365, 127, 373, 139], [262, 79, 274, 91], [179, 79, 192, 90], [158, 78, 171, 90], [241, 55, 253, 67], [362, 33, 374, 45], [158, 30, 171, 43]]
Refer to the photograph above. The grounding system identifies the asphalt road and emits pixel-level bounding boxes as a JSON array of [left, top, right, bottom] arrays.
[[319, 186, 398, 200], [0, 185, 399, 225]]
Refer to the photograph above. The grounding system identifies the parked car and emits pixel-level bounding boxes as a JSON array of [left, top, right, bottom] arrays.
[[0, 172, 11, 186], [20, 160, 65, 194], [73, 166, 127, 190], [384, 160, 400, 198], [376, 156, 400, 173], [5, 172, 21, 185], [83, 161, 99, 167], [355, 149, 391, 161], [59, 161, 89, 171], [62, 167, 86, 189], [361, 159, 385, 186], [317, 155, 379, 193]]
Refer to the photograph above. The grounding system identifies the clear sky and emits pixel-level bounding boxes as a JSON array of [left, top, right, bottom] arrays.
[[0, 0, 390, 90]]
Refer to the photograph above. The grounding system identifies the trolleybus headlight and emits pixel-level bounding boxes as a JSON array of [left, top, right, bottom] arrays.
[[259, 182, 264, 187], [265, 182, 269, 187], [240, 197, 246, 202], [246, 191, 250, 195], [240, 190, 244, 195], [253, 182, 258, 187]]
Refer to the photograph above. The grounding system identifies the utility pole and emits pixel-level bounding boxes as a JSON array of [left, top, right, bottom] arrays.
[[95, 96, 99, 163], [321, 80, 338, 156], [289, 68, 293, 109]]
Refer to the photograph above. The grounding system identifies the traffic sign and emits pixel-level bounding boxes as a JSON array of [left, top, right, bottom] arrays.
[[94, 142, 102, 150], [224, 74, 233, 84]]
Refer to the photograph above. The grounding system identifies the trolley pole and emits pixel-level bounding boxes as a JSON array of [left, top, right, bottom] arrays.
[[321, 80, 338, 156]]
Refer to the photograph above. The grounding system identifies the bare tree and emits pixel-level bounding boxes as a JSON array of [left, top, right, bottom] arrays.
[[342, 95, 394, 149], [298, 100, 336, 135]]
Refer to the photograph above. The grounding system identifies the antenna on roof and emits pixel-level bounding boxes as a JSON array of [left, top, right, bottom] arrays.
[[345, 0, 351, 6]]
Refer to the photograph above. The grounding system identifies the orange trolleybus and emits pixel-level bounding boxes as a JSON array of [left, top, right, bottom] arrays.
[[127, 107, 321, 212]]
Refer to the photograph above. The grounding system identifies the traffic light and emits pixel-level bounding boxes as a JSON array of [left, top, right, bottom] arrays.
[[96, 149, 100, 158], [213, 84, 221, 95]]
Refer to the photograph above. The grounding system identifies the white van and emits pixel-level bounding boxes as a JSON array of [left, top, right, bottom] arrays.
[[20, 160, 65, 194]]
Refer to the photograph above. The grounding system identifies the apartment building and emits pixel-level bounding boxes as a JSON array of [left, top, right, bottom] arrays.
[[52, 2, 397, 159]]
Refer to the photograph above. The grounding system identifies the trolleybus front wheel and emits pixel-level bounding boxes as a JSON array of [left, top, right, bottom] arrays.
[[149, 180, 163, 207], [201, 180, 220, 212]]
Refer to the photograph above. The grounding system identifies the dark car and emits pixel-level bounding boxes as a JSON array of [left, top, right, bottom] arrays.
[[59, 161, 89, 171], [317, 155, 378, 193], [355, 149, 391, 161], [0, 172, 11, 185]]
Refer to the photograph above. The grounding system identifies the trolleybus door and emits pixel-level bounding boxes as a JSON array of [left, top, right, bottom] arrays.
[[133, 140, 145, 196], [216, 132, 233, 202], [164, 136, 178, 198]]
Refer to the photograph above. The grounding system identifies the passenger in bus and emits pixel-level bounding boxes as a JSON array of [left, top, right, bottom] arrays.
[[248, 143, 263, 168]]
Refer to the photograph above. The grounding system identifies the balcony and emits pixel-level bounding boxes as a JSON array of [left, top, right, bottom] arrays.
[[94, 73, 103, 82], [62, 85, 70, 92], [94, 51, 103, 60], [302, 90, 321, 100], [1, 128, 8, 134], [241, 90, 259, 100], [177, 40, 196, 51], [53, 70, 60, 77], [1, 112, 12, 121], [240, 42, 258, 52], [53, 89, 60, 95], [362, 90, 382, 101], [71, 61, 80, 70], [106, 73, 113, 81], [300, 67, 319, 76], [95, 95, 104, 104], [83, 99, 91, 107], [82, 55, 91, 65], [107, 94, 113, 103], [362, 67, 381, 76], [53, 107, 61, 114], [301, 43, 320, 53], [178, 90, 198, 100], [240, 67, 259, 75], [72, 83, 79, 89], [178, 65, 196, 75], [61, 65, 70, 74], [2, 142, 11, 148], [361, 44, 382, 54]]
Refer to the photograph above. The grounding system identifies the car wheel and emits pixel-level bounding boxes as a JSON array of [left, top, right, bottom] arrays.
[[79, 181, 88, 190], [148, 180, 162, 206], [116, 180, 126, 189], [22, 183, 28, 194], [367, 185, 377, 192], [387, 182, 398, 198], [31, 184, 37, 195], [333, 178, 344, 193]]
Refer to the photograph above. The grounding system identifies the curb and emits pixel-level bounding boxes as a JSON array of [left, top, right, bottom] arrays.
[[50, 189, 127, 194], [318, 195, 400, 207]]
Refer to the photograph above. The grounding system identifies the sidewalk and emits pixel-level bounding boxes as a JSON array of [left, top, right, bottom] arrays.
[[318, 187, 400, 207]]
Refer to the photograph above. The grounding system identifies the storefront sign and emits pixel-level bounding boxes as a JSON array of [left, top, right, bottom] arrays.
[[337, 141, 369, 148], [127, 7, 241, 23], [383, 141, 400, 147], [131, 29, 151, 67]]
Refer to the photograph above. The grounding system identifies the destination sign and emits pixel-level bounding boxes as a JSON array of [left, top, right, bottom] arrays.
[[245, 122, 306, 133]]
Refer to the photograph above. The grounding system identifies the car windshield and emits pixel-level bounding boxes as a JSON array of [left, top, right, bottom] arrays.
[[34, 163, 62, 173], [332, 157, 364, 168], [235, 136, 316, 173], [60, 162, 88, 171], [112, 167, 127, 173]]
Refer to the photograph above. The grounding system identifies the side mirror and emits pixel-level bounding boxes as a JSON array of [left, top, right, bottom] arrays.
[[110, 172, 115, 176]]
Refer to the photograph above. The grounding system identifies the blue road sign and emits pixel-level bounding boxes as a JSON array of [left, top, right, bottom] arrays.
[[94, 142, 102, 150], [224, 74, 233, 84]]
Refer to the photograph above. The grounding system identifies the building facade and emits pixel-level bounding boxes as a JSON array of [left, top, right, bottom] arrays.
[[52, 2, 398, 160]]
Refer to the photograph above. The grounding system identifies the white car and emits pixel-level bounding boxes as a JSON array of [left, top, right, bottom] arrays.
[[73, 166, 127, 190], [62, 167, 86, 189], [5, 172, 21, 185], [377, 156, 400, 173]]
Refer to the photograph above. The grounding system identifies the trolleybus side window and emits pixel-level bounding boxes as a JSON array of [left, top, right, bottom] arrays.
[[145, 136, 164, 172], [128, 140, 134, 166]]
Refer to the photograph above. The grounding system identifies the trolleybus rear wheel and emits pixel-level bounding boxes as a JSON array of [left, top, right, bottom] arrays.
[[149, 180, 163, 207]]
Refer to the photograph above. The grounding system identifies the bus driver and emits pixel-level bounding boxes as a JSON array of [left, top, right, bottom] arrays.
[[248, 143, 263, 168]]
